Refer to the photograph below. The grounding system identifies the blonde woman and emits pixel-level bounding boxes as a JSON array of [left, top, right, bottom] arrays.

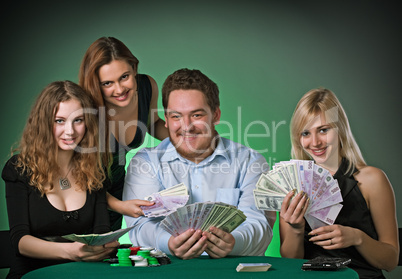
[[279, 88, 398, 278], [2, 81, 119, 279]]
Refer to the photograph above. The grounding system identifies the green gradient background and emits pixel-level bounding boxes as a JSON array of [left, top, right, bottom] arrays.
[[1, 1, 401, 277]]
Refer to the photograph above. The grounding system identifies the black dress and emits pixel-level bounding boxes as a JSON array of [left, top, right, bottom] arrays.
[[107, 74, 152, 230], [2, 155, 110, 279], [304, 158, 385, 279]]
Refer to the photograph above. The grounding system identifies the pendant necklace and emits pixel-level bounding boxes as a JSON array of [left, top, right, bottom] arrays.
[[59, 165, 73, 190]]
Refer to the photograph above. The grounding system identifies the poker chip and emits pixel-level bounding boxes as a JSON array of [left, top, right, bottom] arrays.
[[148, 257, 160, 266], [150, 249, 164, 257], [129, 255, 144, 261], [116, 248, 132, 266], [137, 250, 151, 258], [129, 246, 141, 255], [134, 259, 148, 267], [110, 247, 171, 267], [140, 246, 153, 251]]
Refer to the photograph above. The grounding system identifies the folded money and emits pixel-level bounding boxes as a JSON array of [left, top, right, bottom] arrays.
[[62, 226, 135, 246], [144, 183, 189, 201], [253, 160, 343, 229], [141, 183, 189, 217], [160, 202, 246, 236]]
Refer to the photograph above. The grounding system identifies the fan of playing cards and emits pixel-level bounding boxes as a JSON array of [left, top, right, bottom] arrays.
[[141, 183, 189, 217], [160, 202, 247, 236], [253, 160, 343, 229]]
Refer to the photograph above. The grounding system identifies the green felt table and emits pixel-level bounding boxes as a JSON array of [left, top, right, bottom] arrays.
[[22, 255, 358, 279]]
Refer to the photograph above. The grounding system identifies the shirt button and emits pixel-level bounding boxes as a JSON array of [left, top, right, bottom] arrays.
[[195, 185, 199, 189]]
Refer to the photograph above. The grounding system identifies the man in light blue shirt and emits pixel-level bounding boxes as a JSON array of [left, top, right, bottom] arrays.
[[123, 68, 275, 259]]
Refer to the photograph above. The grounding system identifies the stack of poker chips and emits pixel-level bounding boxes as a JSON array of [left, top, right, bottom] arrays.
[[129, 255, 148, 267], [110, 246, 171, 267], [151, 249, 172, 265], [131, 248, 160, 267], [116, 248, 132, 266]]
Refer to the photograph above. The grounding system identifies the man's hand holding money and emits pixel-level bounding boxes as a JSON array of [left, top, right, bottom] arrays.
[[167, 229, 208, 260], [203, 226, 235, 258]]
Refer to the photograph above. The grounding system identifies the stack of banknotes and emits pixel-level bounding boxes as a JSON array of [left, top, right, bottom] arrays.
[[253, 160, 343, 229], [141, 183, 189, 217], [160, 202, 247, 236]]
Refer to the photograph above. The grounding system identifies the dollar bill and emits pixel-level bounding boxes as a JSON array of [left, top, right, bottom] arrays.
[[256, 174, 288, 194], [267, 168, 293, 192], [144, 182, 188, 201], [216, 210, 246, 233], [62, 226, 135, 246], [160, 202, 246, 236], [278, 161, 301, 192], [254, 193, 284, 211], [253, 159, 344, 229]]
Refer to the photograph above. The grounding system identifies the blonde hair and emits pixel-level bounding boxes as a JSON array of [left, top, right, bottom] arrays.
[[290, 88, 366, 174], [14, 81, 106, 195]]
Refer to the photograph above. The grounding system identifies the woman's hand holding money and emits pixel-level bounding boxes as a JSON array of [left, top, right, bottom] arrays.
[[203, 227, 235, 259], [168, 229, 208, 260], [66, 240, 119, 262], [280, 190, 309, 231], [279, 190, 310, 259], [119, 199, 155, 218]]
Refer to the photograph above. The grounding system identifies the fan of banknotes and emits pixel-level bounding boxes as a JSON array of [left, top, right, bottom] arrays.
[[141, 183, 190, 217], [160, 202, 247, 236], [253, 160, 343, 229]]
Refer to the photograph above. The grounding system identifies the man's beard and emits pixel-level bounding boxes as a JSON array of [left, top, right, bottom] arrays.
[[169, 130, 219, 162]]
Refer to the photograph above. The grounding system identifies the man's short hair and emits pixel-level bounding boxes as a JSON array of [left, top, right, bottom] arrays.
[[162, 68, 220, 112]]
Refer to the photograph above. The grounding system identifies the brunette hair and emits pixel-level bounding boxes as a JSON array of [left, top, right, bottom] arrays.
[[78, 37, 139, 108], [15, 81, 105, 195], [290, 88, 366, 173], [161, 68, 220, 112], [78, 37, 139, 167]]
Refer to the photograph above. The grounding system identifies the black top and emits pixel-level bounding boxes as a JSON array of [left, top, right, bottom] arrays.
[[2, 155, 110, 279], [304, 158, 385, 279], [107, 74, 152, 230]]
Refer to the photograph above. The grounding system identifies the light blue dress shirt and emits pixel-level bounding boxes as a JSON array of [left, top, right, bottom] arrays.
[[123, 136, 275, 256]]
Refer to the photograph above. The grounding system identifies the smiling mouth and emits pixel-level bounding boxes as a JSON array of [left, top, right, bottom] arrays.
[[181, 133, 198, 140], [311, 147, 327, 156], [114, 91, 129, 101], [62, 138, 76, 144]]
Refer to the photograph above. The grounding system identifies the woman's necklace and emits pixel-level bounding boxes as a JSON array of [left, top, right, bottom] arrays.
[[59, 165, 73, 190]]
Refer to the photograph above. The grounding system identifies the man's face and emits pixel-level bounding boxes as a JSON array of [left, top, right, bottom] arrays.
[[165, 89, 221, 163]]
